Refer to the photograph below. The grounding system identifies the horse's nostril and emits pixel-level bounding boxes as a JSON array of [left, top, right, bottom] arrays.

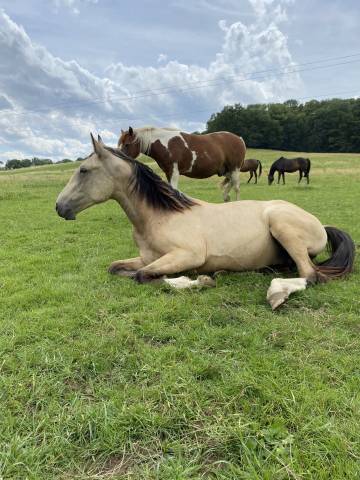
[[55, 202, 59, 212]]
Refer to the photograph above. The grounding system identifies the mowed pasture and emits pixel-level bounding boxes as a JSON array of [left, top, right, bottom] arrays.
[[1, 148, 360, 479]]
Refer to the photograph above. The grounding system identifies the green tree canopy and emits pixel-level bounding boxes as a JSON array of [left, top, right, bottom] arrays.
[[206, 98, 360, 153]]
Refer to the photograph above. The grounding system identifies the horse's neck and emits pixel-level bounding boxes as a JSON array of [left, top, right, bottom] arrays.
[[139, 128, 180, 156], [269, 163, 278, 175], [112, 188, 151, 233], [136, 129, 153, 154]]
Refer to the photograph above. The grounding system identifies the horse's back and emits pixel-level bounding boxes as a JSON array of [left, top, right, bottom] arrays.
[[205, 131, 246, 170], [241, 158, 258, 171], [179, 131, 246, 177], [282, 157, 310, 172]]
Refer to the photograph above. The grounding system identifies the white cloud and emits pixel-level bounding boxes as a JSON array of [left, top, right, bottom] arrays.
[[0, 94, 12, 110], [157, 53, 168, 64], [0, 1, 301, 160]]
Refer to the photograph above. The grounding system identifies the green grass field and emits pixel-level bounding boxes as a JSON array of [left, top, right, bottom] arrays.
[[1, 148, 360, 479]]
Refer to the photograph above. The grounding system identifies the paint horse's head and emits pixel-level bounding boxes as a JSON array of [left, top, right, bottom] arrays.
[[118, 126, 141, 158], [56, 134, 132, 220]]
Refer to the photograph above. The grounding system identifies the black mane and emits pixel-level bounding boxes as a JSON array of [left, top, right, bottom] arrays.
[[105, 147, 197, 212]]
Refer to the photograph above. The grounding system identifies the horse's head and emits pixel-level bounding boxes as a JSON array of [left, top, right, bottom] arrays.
[[268, 173, 274, 185], [118, 126, 141, 158], [56, 134, 132, 220]]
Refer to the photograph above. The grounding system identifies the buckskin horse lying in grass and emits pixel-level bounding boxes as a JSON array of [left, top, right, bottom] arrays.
[[56, 135, 355, 310]]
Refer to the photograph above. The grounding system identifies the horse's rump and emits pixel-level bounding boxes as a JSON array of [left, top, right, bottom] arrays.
[[179, 131, 246, 178]]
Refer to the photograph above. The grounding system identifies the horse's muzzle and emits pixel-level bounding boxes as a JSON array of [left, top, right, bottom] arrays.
[[56, 202, 76, 220]]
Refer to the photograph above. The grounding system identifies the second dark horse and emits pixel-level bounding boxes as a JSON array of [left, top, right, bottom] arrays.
[[241, 158, 262, 184], [268, 157, 311, 185]]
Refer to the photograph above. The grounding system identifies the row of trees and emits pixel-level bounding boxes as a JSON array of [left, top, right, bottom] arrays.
[[3, 157, 73, 170], [205, 98, 360, 153]]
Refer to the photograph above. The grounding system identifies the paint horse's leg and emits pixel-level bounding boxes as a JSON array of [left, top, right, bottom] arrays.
[[108, 257, 145, 277], [230, 168, 240, 200], [135, 249, 206, 284], [170, 163, 180, 189], [222, 173, 232, 202]]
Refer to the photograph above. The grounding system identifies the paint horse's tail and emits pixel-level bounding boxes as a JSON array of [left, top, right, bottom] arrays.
[[257, 160, 262, 177], [315, 226, 355, 281]]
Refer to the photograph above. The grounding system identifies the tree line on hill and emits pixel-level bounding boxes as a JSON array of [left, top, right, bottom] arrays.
[[1, 157, 77, 170], [1, 97, 359, 168], [205, 98, 360, 153]]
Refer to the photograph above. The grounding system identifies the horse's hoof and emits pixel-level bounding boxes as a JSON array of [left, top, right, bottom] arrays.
[[135, 271, 163, 284], [109, 267, 137, 278], [108, 262, 136, 277], [108, 263, 119, 274], [197, 275, 216, 288], [267, 291, 287, 310], [135, 270, 150, 283]]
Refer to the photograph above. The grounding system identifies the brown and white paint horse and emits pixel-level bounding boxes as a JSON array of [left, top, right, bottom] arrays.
[[118, 126, 246, 201], [56, 135, 355, 310]]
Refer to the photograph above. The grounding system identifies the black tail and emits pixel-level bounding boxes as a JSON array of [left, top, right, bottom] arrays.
[[306, 158, 311, 174], [315, 226, 355, 280], [258, 160, 262, 177]]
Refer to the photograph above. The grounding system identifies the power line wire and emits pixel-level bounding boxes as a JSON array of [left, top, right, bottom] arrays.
[[1, 53, 360, 118], [90, 89, 360, 126]]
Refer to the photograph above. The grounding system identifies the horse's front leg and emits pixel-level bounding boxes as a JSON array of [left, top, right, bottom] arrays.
[[222, 174, 232, 202], [108, 257, 145, 277], [135, 249, 211, 288], [231, 168, 240, 200], [170, 163, 180, 189]]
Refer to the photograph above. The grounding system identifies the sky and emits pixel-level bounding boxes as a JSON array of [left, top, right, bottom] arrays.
[[0, 0, 359, 161]]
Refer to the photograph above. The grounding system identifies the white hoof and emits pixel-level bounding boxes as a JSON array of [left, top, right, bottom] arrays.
[[267, 278, 307, 310], [197, 275, 216, 288], [164, 275, 216, 290]]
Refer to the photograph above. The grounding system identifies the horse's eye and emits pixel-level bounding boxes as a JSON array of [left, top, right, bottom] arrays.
[[80, 167, 88, 174]]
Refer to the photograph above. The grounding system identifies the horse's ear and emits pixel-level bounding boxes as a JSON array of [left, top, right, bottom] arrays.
[[98, 134, 104, 145], [129, 126, 134, 137], [90, 132, 97, 152], [90, 132, 106, 157], [121, 129, 124, 134]]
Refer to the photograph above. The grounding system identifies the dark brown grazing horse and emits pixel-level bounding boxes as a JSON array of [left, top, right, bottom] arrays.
[[118, 126, 246, 201], [241, 158, 262, 184], [268, 157, 311, 185]]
